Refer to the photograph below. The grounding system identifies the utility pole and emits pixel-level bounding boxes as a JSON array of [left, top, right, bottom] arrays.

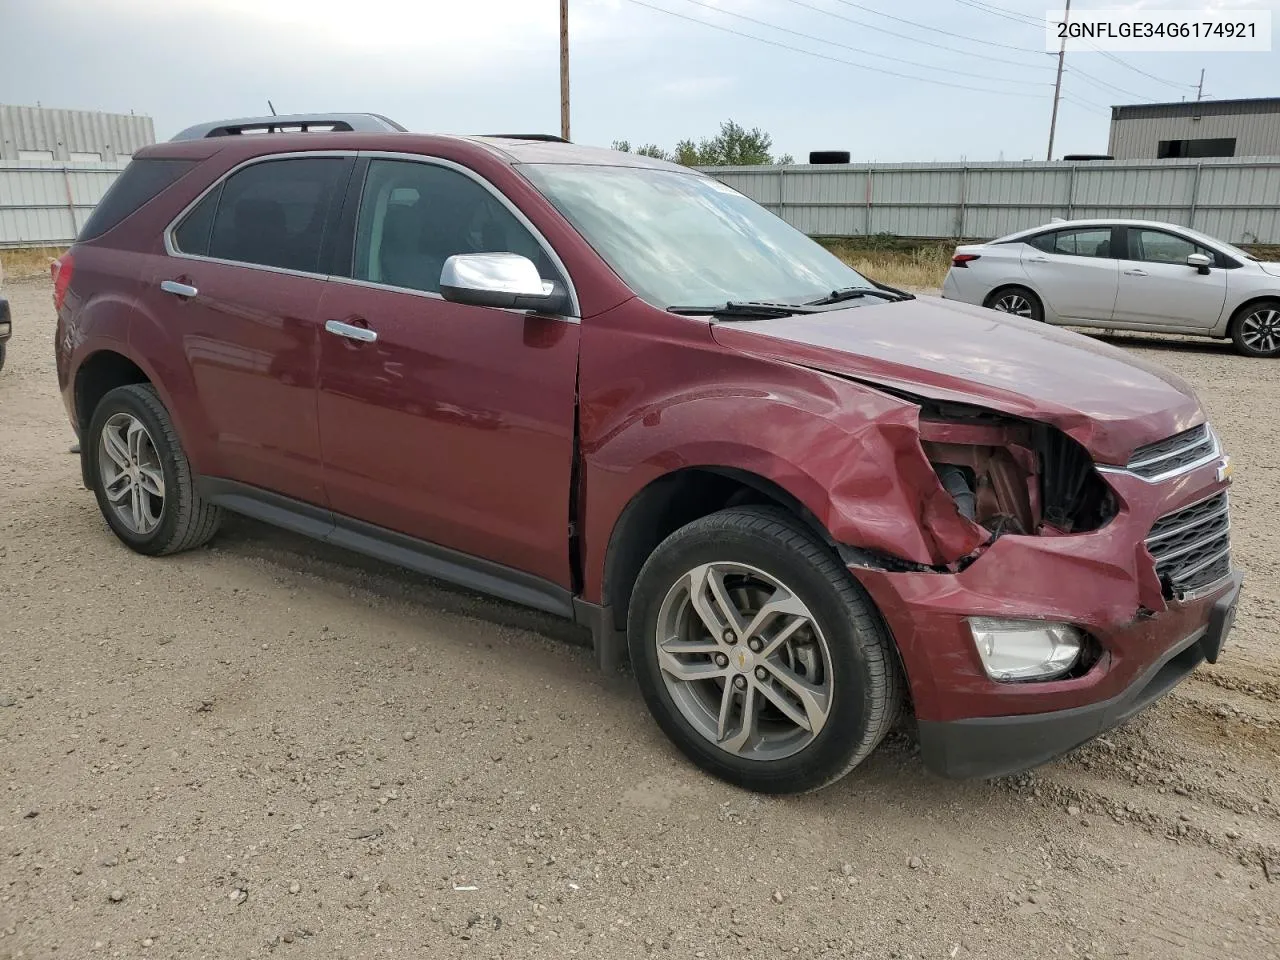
[[1196, 68, 1205, 101], [1046, 0, 1071, 161], [560, 0, 571, 141]]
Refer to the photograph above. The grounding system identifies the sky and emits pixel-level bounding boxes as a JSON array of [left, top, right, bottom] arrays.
[[1, 0, 1276, 162]]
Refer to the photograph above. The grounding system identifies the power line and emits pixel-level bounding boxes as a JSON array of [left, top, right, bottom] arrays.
[[951, 0, 1198, 94], [670, 0, 1038, 84], [777, 0, 1054, 69], [1060, 95, 1108, 117], [1082, 43, 1198, 91], [618, 0, 1054, 96], [953, 0, 1043, 28], [1063, 90, 1107, 111], [821, 0, 1050, 56], [1067, 67, 1158, 104]]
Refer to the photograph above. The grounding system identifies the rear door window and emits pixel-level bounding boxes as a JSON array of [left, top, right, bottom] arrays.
[[1028, 228, 1113, 258], [171, 184, 221, 256], [175, 157, 347, 273], [78, 158, 197, 240]]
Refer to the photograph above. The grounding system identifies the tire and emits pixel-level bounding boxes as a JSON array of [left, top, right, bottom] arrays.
[[0, 341, 6, 374], [86, 383, 222, 555], [627, 506, 905, 794], [985, 286, 1044, 323], [1229, 299, 1280, 358]]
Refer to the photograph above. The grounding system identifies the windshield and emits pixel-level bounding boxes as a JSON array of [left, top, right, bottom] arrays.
[[521, 163, 873, 309]]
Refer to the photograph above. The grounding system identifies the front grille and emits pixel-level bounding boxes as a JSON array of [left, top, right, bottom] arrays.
[[1127, 424, 1217, 480], [1145, 491, 1231, 599]]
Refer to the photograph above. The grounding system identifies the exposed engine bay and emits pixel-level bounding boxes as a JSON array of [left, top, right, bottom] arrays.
[[917, 399, 1116, 540]]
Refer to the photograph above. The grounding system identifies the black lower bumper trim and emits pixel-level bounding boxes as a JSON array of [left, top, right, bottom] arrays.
[[918, 573, 1242, 779]]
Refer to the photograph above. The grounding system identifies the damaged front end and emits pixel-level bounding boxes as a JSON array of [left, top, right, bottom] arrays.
[[917, 398, 1117, 558], [820, 385, 1236, 730], [828, 389, 1122, 577]]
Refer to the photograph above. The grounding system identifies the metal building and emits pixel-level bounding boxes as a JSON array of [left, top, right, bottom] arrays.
[[1, 105, 154, 247], [1108, 98, 1280, 161], [1, 104, 154, 164]]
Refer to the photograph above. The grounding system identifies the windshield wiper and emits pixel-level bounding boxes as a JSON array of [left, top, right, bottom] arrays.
[[666, 301, 820, 320], [805, 285, 914, 306]]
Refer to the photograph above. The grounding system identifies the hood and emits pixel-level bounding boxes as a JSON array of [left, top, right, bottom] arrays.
[[1257, 261, 1280, 278], [711, 295, 1203, 465]]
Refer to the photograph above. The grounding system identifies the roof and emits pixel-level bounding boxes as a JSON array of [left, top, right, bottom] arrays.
[[1111, 97, 1280, 121], [463, 136, 688, 171], [991, 218, 1240, 249], [144, 127, 694, 174]]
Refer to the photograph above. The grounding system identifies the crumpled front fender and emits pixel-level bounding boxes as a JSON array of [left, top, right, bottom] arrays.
[[582, 356, 992, 582]]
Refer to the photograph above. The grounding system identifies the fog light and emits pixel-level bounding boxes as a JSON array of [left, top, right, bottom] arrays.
[[967, 618, 1083, 682]]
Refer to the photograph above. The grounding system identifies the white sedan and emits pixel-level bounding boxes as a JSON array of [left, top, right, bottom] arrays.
[[942, 218, 1280, 357]]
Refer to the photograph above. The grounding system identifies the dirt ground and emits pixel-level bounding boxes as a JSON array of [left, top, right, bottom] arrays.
[[1, 275, 1278, 960]]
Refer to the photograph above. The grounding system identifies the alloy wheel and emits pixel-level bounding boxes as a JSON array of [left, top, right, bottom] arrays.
[[98, 412, 165, 535], [654, 561, 833, 761], [1240, 308, 1280, 354], [992, 292, 1034, 318]]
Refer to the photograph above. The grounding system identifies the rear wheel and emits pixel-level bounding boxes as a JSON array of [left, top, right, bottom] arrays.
[[627, 507, 905, 794], [0, 342, 6, 373], [87, 383, 222, 555], [985, 286, 1044, 323], [1230, 299, 1280, 358]]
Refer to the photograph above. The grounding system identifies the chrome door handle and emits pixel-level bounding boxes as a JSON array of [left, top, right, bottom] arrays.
[[325, 319, 378, 343], [1123, 269, 1148, 277], [159, 279, 198, 298]]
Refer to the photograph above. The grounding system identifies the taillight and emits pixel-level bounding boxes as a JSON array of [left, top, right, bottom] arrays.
[[52, 251, 74, 310], [952, 253, 980, 268]]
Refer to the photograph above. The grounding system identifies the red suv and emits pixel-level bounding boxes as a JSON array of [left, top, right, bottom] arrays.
[[54, 113, 1240, 793]]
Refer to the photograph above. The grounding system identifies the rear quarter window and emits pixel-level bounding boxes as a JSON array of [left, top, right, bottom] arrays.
[[78, 158, 197, 241]]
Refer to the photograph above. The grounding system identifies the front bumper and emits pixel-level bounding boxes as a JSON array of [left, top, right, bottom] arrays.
[[915, 575, 1239, 778], [849, 452, 1238, 778]]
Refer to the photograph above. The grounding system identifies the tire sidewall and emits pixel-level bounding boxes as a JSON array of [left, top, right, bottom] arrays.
[[87, 386, 184, 554], [628, 519, 882, 793], [986, 286, 1044, 323], [1232, 300, 1280, 358]]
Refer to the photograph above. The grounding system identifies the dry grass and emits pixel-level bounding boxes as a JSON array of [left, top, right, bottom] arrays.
[[822, 239, 954, 292], [0, 246, 66, 281]]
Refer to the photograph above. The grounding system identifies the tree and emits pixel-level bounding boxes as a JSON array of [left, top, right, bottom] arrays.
[[613, 120, 792, 167], [609, 140, 670, 160]]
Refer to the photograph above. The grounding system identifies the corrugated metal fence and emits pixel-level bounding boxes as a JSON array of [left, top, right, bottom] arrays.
[[0, 161, 130, 247], [703, 158, 1280, 245], [5, 155, 1280, 249]]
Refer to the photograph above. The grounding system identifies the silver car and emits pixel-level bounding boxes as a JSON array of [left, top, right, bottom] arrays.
[[942, 218, 1280, 357]]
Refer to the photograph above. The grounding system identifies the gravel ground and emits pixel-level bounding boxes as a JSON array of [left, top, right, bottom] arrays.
[[1, 277, 1278, 960]]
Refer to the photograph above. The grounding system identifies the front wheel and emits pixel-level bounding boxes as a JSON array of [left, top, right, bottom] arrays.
[[1230, 299, 1280, 358], [627, 507, 905, 794], [0, 341, 6, 373], [985, 286, 1044, 323]]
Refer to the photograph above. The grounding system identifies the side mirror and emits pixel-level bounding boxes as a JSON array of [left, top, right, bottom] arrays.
[[439, 253, 569, 314], [1187, 252, 1212, 275]]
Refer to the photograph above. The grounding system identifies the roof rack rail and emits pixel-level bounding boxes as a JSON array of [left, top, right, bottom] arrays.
[[483, 133, 571, 143], [170, 113, 406, 141]]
